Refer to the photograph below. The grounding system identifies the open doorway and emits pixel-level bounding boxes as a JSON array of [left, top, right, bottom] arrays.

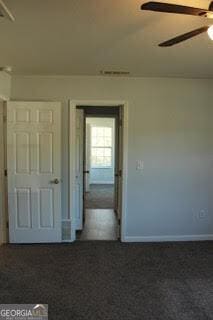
[[85, 117, 115, 210], [75, 106, 122, 241]]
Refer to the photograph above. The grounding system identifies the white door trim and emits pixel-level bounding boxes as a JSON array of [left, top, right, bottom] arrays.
[[75, 109, 84, 230], [69, 100, 129, 242], [0, 99, 7, 245]]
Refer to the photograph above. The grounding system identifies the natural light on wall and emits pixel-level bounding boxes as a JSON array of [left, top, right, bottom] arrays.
[[91, 127, 112, 168], [208, 25, 213, 40]]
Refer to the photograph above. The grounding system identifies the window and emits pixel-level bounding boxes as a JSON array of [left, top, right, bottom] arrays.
[[91, 126, 113, 168]]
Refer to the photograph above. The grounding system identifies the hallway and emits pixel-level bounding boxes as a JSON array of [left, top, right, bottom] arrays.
[[85, 184, 114, 209], [78, 209, 118, 241]]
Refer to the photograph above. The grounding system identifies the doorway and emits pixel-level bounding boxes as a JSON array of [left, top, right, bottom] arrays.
[[72, 104, 125, 241], [85, 117, 115, 210]]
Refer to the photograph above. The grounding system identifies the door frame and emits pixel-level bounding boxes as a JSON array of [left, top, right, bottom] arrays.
[[69, 100, 128, 242], [0, 99, 7, 245]]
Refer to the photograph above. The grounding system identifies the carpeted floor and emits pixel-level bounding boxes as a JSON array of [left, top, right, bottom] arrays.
[[85, 184, 114, 209], [0, 241, 213, 320]]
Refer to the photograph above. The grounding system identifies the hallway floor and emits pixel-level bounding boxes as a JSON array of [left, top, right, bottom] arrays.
[[85, 184, 114, 209], [78, 209, 118, 241]]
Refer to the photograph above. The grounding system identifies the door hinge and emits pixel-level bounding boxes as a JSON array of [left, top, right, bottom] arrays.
[[4, 169, 7, 177], [115, 170, 122, 178], [3, 115, 7, 123], [6, 221, 9, 229]]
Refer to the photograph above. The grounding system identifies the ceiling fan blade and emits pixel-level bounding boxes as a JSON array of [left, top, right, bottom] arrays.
[[141, 2, 213, 18], [0, 0, 15, 21], [159, 26, 209, 47]]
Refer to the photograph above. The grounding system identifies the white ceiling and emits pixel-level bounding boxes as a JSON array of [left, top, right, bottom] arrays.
[[0, 0, 213, 77]]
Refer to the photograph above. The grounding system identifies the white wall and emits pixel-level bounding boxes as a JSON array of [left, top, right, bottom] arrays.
[[86, 117, 115, 184], [11, 75, 213, 241]]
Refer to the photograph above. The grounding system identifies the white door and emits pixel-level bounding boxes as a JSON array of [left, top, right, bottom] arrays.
[[7, 102, 62, 243], [75, 109, 84, 230], [114, 109, 123, 222]]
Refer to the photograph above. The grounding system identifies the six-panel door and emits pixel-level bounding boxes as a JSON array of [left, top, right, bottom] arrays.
[[7, 102, 61, 243]]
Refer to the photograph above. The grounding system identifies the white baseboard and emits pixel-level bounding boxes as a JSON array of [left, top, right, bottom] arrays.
[[123, 234, 213, 243]]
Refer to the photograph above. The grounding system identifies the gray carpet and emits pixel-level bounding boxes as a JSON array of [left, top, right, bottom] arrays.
[[85, 184, 114, 209], [0, 241, 213, 320]]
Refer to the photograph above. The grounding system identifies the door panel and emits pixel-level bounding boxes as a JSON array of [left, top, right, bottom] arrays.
[[15, 188, 31, 228], [38, 133, 53, 173], [75, 109, 84, 230], [15, 132, 30, 173], [7, 102, 61, 243], [39, 188, 54, 228]]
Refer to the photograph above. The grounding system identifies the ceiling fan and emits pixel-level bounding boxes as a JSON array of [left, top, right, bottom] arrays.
[[0, 0, 15, 21], [141, 1, 213, 46]]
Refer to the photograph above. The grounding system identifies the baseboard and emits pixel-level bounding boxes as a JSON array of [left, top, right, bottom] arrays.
[[123, 234, 213, 243]]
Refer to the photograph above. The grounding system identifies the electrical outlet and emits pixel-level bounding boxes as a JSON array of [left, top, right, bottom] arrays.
[[136, 160, 144, 171], [198, 210, 207, 219]]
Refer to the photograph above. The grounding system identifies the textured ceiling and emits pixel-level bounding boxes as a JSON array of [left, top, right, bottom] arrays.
[[0, 0, 213, 77]]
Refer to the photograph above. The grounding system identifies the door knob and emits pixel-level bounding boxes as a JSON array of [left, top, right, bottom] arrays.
[[52, 178, 60, 184]]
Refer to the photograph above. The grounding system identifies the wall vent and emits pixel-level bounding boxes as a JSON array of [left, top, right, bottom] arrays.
[[100, 70, 130, 76]]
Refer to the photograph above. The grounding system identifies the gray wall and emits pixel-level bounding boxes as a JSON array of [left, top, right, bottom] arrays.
[[0, 71, 11, 100], [11, 75, 213, 240]]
